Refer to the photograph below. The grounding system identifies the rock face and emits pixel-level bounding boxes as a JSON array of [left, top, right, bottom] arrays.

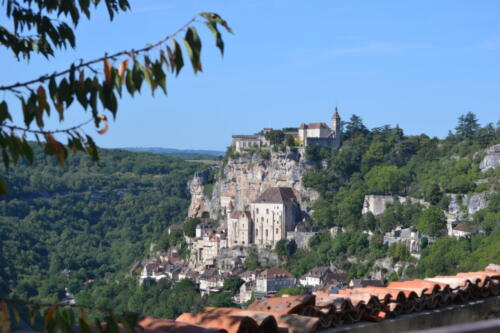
[[448, 192, 491, 219], [361, 195, 429, 216], [188, 150, 320, 219], [479, 144, 500, 172]]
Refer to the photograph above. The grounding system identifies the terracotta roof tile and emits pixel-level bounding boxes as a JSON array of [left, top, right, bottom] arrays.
[[176, 313, 259, 333], [139, 316, 222, 333]]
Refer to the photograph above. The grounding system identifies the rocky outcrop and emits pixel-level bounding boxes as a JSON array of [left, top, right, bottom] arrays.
[[361, 195, 429, 216], [447, 192, 491, 220], [188, 150, 320, 219], [479, 144, 500, 172]]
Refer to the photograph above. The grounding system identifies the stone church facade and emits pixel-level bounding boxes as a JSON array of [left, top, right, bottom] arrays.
[[227, 187, 301, 248]]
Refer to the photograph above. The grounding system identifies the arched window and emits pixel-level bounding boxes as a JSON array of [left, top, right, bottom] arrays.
[[256, 229, 258, 236]]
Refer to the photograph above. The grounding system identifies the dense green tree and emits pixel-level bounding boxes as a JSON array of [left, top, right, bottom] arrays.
[[455, 112, 480, 140], [183, 218, 200, 237], [344, 114, 368, 139], [417, 206, 446, 237], [365, 165, 408, 195], [223, 277, 245, 294], [265, 130, 286, 145]]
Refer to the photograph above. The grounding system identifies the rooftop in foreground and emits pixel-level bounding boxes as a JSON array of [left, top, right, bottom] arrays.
[[131, 263, 500, 332]]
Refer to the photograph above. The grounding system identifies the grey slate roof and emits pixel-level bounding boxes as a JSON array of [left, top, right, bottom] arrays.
[[254, 187, 298, 204]]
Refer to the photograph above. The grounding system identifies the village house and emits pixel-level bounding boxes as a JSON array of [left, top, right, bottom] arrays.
[[139, 261, 168, 282], [383, 227, 422, 253], [239, 269, 262, 283], [237, 281, 256, 304], [299, 267, 332, 287], [255, 268, 296, 295], [199, 268, 229, 295], [451, 223, 473, 238], [190, 229, 228, 269]]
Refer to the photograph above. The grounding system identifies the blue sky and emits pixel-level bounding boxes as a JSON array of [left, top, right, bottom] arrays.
[[2, 0, 499, 150]]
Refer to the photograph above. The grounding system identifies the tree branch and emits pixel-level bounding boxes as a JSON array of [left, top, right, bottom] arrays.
[[0, 16, 198, 91], [1, 118, 93, 134]]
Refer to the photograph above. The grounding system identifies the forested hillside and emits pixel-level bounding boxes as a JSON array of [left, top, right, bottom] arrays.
[[0, 148, 206, 302], [283, 113, 499, 280]]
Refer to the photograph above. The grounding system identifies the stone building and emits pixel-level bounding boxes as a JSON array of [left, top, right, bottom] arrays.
[[255, 268, 296, 294], [232, 135, 268, 152], [225, 187, 301, 248], [227, 210, 252, 246], [250, 187, 301, 247], [298, 108, 341, 149]]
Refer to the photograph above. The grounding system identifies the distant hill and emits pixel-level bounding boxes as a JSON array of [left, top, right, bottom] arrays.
[[119, 147, 224, 160]]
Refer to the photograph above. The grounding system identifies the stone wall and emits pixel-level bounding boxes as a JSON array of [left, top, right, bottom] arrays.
[[361, 195, 429, 216], [188, 150, 320, 219]]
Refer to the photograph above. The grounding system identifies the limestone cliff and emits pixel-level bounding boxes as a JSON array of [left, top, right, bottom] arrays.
[[188, 149, 320, 219], [361, 195, 429, 216]]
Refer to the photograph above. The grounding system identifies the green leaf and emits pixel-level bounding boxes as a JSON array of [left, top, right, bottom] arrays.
[[86, 135, 99, 162], [0, 101, 11, 124], [199, 12, 233, 34], [152, 60, 167, 94], [205, 21, 224, 55], [132, 59, 144, 93], [183, 27, 203, 73], [125, 69, 135, 96], [172, 40, 184, 76]]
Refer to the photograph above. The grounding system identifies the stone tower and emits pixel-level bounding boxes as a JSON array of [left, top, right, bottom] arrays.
[[332, 106, 341, 147]]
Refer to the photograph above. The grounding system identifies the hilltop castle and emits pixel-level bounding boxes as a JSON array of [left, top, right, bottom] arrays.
[[232, 107, 342, 152]]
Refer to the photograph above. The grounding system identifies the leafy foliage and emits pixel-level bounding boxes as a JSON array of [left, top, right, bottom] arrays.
[[0, 1, 233, 194], [0, 147, 206, 304]]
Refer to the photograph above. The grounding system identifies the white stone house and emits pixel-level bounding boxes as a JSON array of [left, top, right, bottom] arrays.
[[250, 187, 300, 247], [199, 268, 227, 295], [298, 109, 341, 148], [299, 267, 332, 287], [232, 135, 268, 152], [451, 223, 473, 238], [255, 268, 296, 294]]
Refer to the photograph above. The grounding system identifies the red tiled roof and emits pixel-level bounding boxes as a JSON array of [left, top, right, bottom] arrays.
[[254, 187, 298, 204], [103, 264, 500, 333], [299, 122, 330, 130], [258, 268, 294, 279]]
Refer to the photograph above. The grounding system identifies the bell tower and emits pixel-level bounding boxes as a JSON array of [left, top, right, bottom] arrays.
[[332, 106, 340, 136], [331, 106, 341, 148]]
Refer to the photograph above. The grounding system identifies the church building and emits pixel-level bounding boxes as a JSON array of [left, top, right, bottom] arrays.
[[226, 187, 301, 248], [298, 107, 341, 148]]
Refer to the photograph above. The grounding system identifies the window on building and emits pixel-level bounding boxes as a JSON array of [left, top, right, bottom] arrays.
[[266, 208, 269, 214], [265, 229, 268, 237], [276, 228, 279, 234], [256, 229, 258, 236], [256, 208, 259, 214]]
